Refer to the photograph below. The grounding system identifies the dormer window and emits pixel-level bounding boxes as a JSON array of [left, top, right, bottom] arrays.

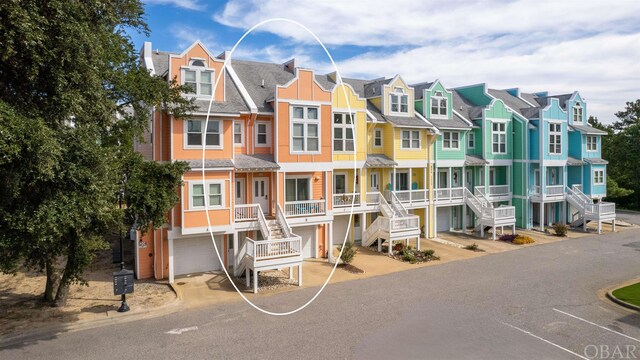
[[390, 87, 408, 114], [182, 59, 213, 97], [431, 91, 447, 118], [573, 103, 583, 123]]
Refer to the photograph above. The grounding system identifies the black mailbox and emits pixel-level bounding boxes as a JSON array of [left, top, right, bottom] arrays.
[[113, 269, 134, 296]]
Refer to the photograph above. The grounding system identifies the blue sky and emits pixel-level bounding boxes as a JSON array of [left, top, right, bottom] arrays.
[[135, 0, 640, 123]]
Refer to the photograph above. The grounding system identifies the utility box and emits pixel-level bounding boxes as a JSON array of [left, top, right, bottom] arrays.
[[113, 269, 134, 296]]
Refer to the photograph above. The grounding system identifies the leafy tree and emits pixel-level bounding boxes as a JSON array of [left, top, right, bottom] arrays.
[[0, 1, 194, 305]]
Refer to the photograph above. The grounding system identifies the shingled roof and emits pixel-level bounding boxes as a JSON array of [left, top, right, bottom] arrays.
[[231, 59, 296, 113]]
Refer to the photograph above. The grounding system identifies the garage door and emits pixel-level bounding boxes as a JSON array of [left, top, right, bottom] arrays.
[[436, 207, 451, 232], [294, 226, 316, 258], [173, 236, 222, 276], [333, 215, 351, 247]]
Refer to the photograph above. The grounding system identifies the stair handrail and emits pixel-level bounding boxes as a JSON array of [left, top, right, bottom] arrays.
[[475, 190, 493, 209], [464, 188, 483, 214], [256, 204, 271, 240], [276, 203, 293, 238], [571, 185, 593, 204], [387, 191, 409, 217], [364, 217, 382, 247], [379, 193, 397, 218]]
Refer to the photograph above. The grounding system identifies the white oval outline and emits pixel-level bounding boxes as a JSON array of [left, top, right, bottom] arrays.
[[199, 18, 358, 316]]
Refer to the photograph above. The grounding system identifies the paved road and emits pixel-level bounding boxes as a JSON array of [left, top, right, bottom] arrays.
[[3, 221, 640, 359]]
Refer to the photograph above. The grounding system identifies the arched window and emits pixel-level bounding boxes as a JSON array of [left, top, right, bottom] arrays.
[[182, 59, 213, 96], [190, 59, 206, 67]]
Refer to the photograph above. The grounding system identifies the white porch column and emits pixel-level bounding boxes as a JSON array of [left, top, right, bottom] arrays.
[[232, 231, 239, 273], [328, 222, 334, 263], [246, 268, 250, 288], [613, 219, 616, 232], [298, 264, 303, 286], [360, 214, 366, 244], [462, 204, 468, 234], [540, 202, 545, 231], [253, 270, 258, 294]]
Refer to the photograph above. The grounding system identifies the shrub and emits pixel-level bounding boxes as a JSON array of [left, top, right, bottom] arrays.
[[464, 243, 479, 251], [402, 250, 417, 264], [499, 234, 517, 242], [338, 241, 357, 265], [512, 235, 535, 245], [422, 249, 439, 260], [552, 223, 568, 237]]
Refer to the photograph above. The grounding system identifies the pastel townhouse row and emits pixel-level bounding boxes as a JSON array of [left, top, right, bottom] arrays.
[[134, 41, 428, 291], [410, 80, 615, 236]]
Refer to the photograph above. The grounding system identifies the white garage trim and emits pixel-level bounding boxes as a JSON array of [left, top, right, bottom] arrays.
[[173, 235, 223, 276]]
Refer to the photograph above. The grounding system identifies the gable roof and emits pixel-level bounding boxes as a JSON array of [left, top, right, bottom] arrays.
[[341, 77, 368, 98], [411, 82, 435, 100], [569, 124, 608, 135], [520, 92, 540, 106], [231, 59, 295, 113], [150, 51, 175, 78], [234, 154, 279, 171], [488, 89, 534, 117], [366, 102, 432, 128], [363, 78, 391, 98], [192, 71, 250, 114]]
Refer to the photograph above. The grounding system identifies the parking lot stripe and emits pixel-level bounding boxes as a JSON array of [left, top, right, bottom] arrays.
[[553, 308, 640, 343], [501, 322, 589, 359]]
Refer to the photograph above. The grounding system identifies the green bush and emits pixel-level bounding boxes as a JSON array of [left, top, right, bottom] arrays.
[[402, 251, 417, 264], [338, 241, 357, 265], [464, 243, 479, 251], [552, 223, 568, 237]]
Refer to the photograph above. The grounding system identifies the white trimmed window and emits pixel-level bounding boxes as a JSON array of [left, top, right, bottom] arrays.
[[549, 123, 562, 154], [291, 106, 319, 152], [443, 131, 459, 149], [182, 59, 213, 96], [468, 132, 475, 149], [593, 170, 604, 185], [256, 121, 271, 147], [190, 182, 224, 209], [374, 129, 383, 147], [233, 121, 244, 146], [285, 177, 311, 201], [333, 113, 355, 151], [390, 87, 408, 114], [573, 103, 583, 123], [430, 91, 447, 117], [586, 135, 597, 151], [492, 122, 506, 153], [401, 130, 420, 149], [186, 119, 222, 148]]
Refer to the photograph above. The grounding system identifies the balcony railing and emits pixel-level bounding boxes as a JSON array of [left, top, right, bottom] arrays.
[[246, 237, 301, 261], [546, 185, 565, 196], [475, 185, 511, 197], [393, 189, 430, 204], [285, 199, 325, 217], [435, 187, 465, 201], [366, 192, 381, 205], [586, 202, 616, 216], [378, 215, 420, 233], [333, 193, 361, 207], [235, 204, 260, 221]]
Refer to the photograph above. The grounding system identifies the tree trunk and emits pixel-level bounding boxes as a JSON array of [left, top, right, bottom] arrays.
[[43, 256, 58, 304], [53, 258, 72, 307]]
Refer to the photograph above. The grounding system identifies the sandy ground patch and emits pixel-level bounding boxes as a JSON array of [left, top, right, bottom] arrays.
[[0, 249, 176, 337]]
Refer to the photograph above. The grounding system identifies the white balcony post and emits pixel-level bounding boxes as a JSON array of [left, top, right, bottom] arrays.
[[540, 202, 545, 231], [328, 222, 334, 264], [253, 270, 258, 293], [298, 264, 302, 286]]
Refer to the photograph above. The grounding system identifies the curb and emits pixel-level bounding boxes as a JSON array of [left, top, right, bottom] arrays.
[[0, 297, 184, 348], [606, 289, 640, 312]]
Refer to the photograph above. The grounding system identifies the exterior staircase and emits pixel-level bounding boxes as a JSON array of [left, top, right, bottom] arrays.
[[466, 188, 516, 240], [364, 192, 421, 254], [566, 185, 616, 233]]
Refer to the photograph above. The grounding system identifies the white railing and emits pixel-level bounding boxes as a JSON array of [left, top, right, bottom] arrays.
[[276, 204, 293, 238], [364, 217, 382, 246], [245, 237, 301, 261], [572, 185, 592, 204], [531, 185, 541, 195], [464, 188, 483, 215], [389, 215, 420, 232], [392, 189, 430, 204], [387, 191, 409, 217], [379, 194, 396, 218], [285, 199, 325, 217], [482, 206, 515, 220], [586, 202, 616, 216], [256, 204, 270, 240], [366, 192, 381, 205], [235, 204, 259, 222], [435, 187, 465, 201], [333, 193, 361, 207], [572, 184, 583, 192], [546, 185, 565, 196], [476, 185, 511, 197]]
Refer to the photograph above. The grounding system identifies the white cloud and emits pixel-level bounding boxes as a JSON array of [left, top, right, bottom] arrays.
[[210, 0, 640, 122], [144, 0, 204, 11]]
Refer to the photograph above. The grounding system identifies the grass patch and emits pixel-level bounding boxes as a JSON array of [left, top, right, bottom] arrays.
[[612, 282, 640, 307]]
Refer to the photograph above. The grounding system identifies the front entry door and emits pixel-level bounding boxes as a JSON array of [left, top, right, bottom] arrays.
[[354, 214, 361, 242], [465, 169, 472, 190], [370, 171, 380, 192], [235, 179, 245, 205], [253, 177, 269, 213]]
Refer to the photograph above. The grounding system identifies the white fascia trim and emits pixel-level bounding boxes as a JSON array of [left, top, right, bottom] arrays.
[[279, 162, 334, 172], [452, 109, 474, 127], [366, 109, 379, 122], [227, 63, 258, 112], [190, 112, 241, 117], [436, 160, 465, 168], [333, 107, 365, 113], [395, 159, 432, 168], [544, 160, 567, 167], [415, 112, 439, 134], [332, 160, 366, 168], [280, 99, 331, 106], [485, 159, 513, 166], [180, 224, 234, 236]]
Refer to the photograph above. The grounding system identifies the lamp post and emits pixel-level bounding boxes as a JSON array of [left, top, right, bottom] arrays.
[[117, 180, 130, 312]]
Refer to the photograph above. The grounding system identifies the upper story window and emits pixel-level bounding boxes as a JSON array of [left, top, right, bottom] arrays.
[[401, 130, 420, 149], [443, 131, 459, 150], [256, 121, 271, 147], [492, 122, 506, 154], [233, 120, 244, 146], [572, 103, 583, 123], [191, 181, 224, 209], [586, 135, 597, 151], [549, 123, 562, 154], [431, 91, 448, 117], [468, 132, 475, 149], [186, 119, 221, 148], [593, 169, 604, 185], [374, 129, 383, 147], [390, 87, 408, 114], [291, 106, 319, 152], [182, 59, 213, 96], [333, 113, 354, 152]]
